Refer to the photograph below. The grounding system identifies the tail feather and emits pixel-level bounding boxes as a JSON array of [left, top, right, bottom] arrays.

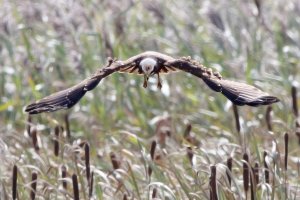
[[203, 78, 279, 106]]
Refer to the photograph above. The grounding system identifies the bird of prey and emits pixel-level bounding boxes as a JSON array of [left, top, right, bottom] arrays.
[[25, 51, 279, 114]]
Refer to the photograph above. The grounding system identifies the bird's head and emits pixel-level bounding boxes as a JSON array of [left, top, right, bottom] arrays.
[[140, 57, 157, 77]]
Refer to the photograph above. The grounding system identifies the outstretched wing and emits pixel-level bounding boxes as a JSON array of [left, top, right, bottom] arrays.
[[25, 60, 126, 114], [166, 59, 279, 106], [202, 78, 279, 106], [25, 77, 102, 114]]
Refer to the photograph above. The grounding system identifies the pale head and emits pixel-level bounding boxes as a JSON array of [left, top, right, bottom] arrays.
[[140, 57, 157, 76]]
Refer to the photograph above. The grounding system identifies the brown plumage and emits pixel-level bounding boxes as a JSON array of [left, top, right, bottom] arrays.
[[25, 51, 279, 114]]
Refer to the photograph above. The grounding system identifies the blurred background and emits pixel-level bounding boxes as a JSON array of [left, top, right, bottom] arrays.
[[0, 0, 299, 199]]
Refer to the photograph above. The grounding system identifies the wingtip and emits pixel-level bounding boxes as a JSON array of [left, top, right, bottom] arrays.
[[262, 96, 280, 104], [27, 110, 39, 115], [244, 95, 280, 107], [25, 104, 35, 114], [24, 103, 43, 115], [25, 103, 36, 112], [213, 79, 280, 107]]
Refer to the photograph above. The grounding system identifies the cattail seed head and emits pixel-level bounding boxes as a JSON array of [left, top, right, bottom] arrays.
[[284, 133, 289, 171], [84, 143, 90, 182], [187, 147, 194, 166], [254, 162, 259, 185], [209, 165, 217, 200], [12, 165, 18, 200], [148, 141, 157, 178], [152, 188, 157, 199], [54, 126, 60, 156], [110, 152, 120, 170], [89, 171, 94, 197], [263, 151, 269, 184], [150, 141, 156, 160], [292, 86, 298, 117], [61, 165, 67, 190], [243, 153, 249, 195], [227, 157, 233, 187], [148, 166, 152, 178], [72, 174, 79, 200], [30, 172, 38, 200], [183, 124, 192, 138]]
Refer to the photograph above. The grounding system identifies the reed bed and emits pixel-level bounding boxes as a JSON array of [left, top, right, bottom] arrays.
[[0, 0, 299, 199]]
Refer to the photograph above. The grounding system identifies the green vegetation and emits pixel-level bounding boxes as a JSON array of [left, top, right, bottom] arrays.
[[0, 0, 299, 199]]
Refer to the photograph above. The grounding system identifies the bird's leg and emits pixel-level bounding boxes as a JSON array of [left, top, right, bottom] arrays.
[[143, 74, 148, 88], [157, 73, 162, 90]]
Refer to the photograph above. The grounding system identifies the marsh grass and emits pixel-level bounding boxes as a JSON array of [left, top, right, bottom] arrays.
[[0, 0, 300, 199]]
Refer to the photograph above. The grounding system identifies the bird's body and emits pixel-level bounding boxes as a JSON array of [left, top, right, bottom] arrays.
[[118, 52, 178, 89], [25, 51, 279, 114]]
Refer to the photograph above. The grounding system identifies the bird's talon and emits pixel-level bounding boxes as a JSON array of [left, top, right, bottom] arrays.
[[143, 81, 148, 88], [157, 82, 162, 90], [157, 73, 162, 90]]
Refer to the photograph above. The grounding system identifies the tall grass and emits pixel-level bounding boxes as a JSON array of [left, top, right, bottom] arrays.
[[0, 0, 299, 199]]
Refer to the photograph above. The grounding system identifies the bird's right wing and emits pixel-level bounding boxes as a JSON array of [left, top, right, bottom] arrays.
[[25, 76, 102, 114], [25, 59, 127, 114]]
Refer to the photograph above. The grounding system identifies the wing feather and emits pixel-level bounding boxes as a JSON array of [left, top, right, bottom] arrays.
[[217, 79, 279, 106], [129, 66, 138, 73], [166, 60, 279, 106], [25, 61, 123, 114], [118, 65, 143, 74], [159, 65, 179, 74], [166, 66, 177, 71], [119, 65, 133, 72], [25, 77, 101, 114], [201, 76, 279, 106], [25, 58, 145, 114]]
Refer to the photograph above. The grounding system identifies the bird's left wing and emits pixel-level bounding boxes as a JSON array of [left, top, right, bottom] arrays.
[[165, 59, 279, 106], [25, 59, 129, 114]]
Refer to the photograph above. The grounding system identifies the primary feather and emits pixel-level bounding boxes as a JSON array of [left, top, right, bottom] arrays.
[[25, 77, 101, 114], [202, 78, 279, 106]]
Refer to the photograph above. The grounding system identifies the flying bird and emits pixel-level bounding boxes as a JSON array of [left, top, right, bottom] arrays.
[[25, 51, 279, 114]]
